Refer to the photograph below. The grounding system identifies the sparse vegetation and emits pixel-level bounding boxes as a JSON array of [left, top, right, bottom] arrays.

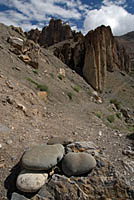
[[37, 84, 48, 91], [50, 73, 54, 78], [116, 112, 122, 120], [88, 90, 92, 96], [67, 92, 73, 100], [110, 99, 121, 110], [107, 115, 115, 123], [72, 85, 80, 93], [26, 77, 48, 91], [127, 125, 134, 132], [58, 74, 64, 80], [96, 111, 102, 119], [32, 69, 39, 75]]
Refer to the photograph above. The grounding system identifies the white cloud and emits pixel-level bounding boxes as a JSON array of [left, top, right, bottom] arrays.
[[84, 1, 134, 36], [0, 0, 134, 35], [0, 0, 86, 31]]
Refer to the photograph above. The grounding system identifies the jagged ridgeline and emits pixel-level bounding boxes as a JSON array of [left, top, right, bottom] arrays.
[[26, 18, 130, 92]]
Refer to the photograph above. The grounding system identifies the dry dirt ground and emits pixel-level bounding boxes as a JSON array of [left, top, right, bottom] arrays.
[[0, 23, 134, 199]]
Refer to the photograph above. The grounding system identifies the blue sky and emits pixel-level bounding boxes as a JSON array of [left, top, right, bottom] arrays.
[[0, 0, 134, 35]]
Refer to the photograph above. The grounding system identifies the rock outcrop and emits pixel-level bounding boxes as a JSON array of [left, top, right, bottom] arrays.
[[26, 19, 130, 91], [49, 25, 130, 91], [26, 28, 40, 43], [8, 36, 40, 69], [39, 18, 73, 47]]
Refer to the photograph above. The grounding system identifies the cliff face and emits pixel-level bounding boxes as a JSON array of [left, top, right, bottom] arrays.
[[26, 28, 40, 43], [55, 25, 130, 91], [82, 26, 130, 91], [39, 19, 73, 47], [26, 19, 130, 91]]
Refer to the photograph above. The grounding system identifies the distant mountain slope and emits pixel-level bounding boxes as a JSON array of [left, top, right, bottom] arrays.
[[116, 31, 134, 69]]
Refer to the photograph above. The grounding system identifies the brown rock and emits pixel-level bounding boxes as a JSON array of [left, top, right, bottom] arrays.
[[39, 19, 73, 47], [21, 39, 40, 69], [8, 36, 23, 50], [37, 91, 47, 101], [26, 28, 40, 43]]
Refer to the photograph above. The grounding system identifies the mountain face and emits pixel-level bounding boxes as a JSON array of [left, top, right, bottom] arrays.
[[116, 31, 134, 69], [0, 21, 134, 200], [27, 19, 130, 91]]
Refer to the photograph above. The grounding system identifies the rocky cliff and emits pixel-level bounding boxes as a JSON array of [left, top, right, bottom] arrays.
[[27, 19, 130, 91], [82, 26, 130, 91], [39, 18, 73, 47]]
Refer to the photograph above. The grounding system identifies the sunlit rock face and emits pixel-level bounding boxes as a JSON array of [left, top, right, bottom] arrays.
[[26, 19, 130, 91]]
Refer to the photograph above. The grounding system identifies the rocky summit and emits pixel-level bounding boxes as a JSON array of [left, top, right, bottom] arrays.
[[0, 19, 134, 200]]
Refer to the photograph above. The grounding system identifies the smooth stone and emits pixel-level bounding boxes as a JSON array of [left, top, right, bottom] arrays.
[[62, 152, 96, 176], [11, 192, 29, 200], [22, 144, 64, 170], [16, 170, 48, 193], [47, 136, 73, 146]]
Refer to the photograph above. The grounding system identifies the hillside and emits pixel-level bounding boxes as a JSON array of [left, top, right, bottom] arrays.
[[116, 31, 134, 70], [0, 22, 134, 200]]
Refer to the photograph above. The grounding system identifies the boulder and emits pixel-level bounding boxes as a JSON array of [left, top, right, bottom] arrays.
[[22, 40, 40, 69], [16, 170, 48, 193], [62, 152, 96, 176], [11, 192, 29, 200], [22, 144, 64, 170], [8, 36, 23, 50]]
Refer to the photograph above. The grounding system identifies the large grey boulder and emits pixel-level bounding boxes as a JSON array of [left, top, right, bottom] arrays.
[[16, 170, 48, 193], [62, 152, 96, 176], [22, 144, 64, 170]]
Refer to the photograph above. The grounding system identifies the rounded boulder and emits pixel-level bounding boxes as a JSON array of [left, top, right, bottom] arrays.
[[22, 144, 64, 170], [16, 170, 48, 193], [62, 152, 96, 176]]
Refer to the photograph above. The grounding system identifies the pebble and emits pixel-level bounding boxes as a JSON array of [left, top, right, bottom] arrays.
[[22, 144, 65, 170], [6, 139, 13, 145], [62, 152, 96, 176], [16, 170, 48, 193], [99, 131, 102, 136], [0, 144, 2, 148]]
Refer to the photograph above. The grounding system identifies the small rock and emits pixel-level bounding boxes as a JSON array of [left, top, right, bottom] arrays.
[[16, 103, 27, 113], [0, 144, 2, 148], [6, 95, 14, 104], [22, 144, 65, 170], [62, 152, 96, 176], [37, 91, 47, 101], [67, 141, 98, 152], [11, 192, 29, 200], [59, 68, 65, 77], [99, 131, 102, 136], [6, 139, 13, 145], [122, 150, 134, 156], [16, 170, 48, 193], [47, 136, 73, 146]]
